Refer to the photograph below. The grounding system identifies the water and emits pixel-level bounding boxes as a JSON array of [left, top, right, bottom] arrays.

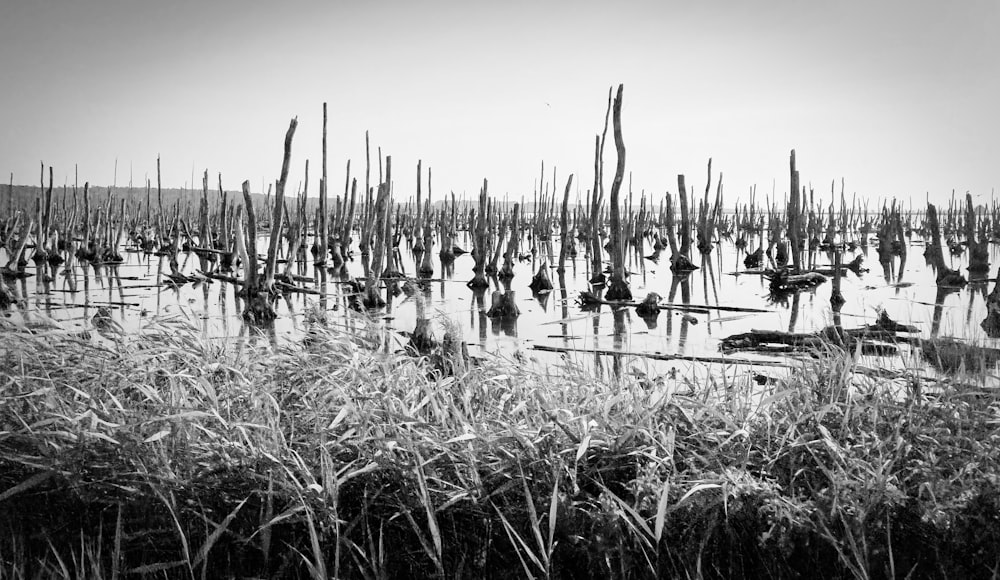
[[3, 232, 999, 379]]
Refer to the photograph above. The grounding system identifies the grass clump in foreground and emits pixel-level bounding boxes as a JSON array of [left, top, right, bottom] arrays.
[[2, 318, 1000, 579]]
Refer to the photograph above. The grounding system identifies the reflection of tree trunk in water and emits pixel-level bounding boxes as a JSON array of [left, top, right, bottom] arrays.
[[282, 293, 296, 329], [361, 252, 371, 279], [881, 255, 893, 286], [788, 292, 801, 333], [612, 307, 626, 381], [666, 273, 683, 341], [931, 286, 949, 338], [896, 254, 907, 286], [440, 262, 449, 301], [474, 287, 487, 344], [559, 273, 569, 346], [967, 281, 987, 326], [679, 277, 691, 353], [318, 267, 328, 311], [830, 248, 845, 315], [202, 280, 211, 336], [591, 288, 603, 375], [701, 253, 710, 307]]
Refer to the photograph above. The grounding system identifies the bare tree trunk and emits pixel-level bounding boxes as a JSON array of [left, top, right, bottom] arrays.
[[318, 103, 329, 266], [468, 178, 490, 288], [364, 181, 390, 308], [499, 203, 519, 279], [419, 167, 434, 276], [605, 84, 631, 301], [788, 150, 802, 272], [557, 174, 574, 275]]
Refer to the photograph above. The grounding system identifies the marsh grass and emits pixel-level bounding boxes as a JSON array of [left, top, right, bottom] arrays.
[[2, 316, 1000, 579]]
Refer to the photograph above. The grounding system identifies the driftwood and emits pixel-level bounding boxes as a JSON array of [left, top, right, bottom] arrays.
[[721, 310, 919, 357], [531, 344, 794, 368], [765, 268, 827, 294]]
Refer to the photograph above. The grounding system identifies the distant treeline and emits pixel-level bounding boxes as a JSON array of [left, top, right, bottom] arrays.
[[0, 184, 267, 217], [1, 182, 594, 222]]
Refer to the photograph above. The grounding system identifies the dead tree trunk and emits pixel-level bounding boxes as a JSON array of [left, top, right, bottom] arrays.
[[604, 84, 631, 301], [966, 192, 990, 277], [925, 202, 966, 287], [557, 174, 574, 275], [670, 176, 697, 272], [499, 203, 520, 279], [788, 150, 803, 272], [486, 214, 507, 275], [241, 118, 297, 323], [468, 179, 490, 288], [589, 135, 605, 285], [317, 103, 329, 266], [364, 178, 391, 309], [419, 168, 435, 276]]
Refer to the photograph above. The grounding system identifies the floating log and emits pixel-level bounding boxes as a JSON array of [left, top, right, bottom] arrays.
[[765, 268, 827, 294], [720, 329, 897, 357], [531, 344, 794, 368]]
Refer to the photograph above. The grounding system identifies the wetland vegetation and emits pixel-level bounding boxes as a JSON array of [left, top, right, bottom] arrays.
[[3, 85, 1000, 578]]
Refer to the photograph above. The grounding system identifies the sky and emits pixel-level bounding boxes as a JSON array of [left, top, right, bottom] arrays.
[[1, 0, 997, 208]]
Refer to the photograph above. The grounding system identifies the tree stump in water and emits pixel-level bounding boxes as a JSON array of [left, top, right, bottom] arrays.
[[408, 318, 437, 356], [329, 240, 345, 270], [436, 326, 469, 377], [0, 279, 14, 309], [439, 245, 455, 265], [766, 268, 827, 294], [635, 292, 661, 316], [243, 290, 279, 325], [528, 263, 553, 294], [605, 276, 632, 301], [982, 267, 1000, 338], [669, 253, 698, 273], [845, 254, 866, 274], [775, 241, 789, 267], [744, 247, 763, 269], [487, 290, 520, 319]]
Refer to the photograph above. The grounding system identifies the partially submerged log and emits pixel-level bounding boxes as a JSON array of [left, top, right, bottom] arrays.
[[765, 268, 827, 294], [921, 337, 1000, 375], [720, 328, 896, 357]]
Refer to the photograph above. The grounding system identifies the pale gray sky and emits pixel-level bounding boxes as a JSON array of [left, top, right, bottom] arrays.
[[1, 0, 997, 206]]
